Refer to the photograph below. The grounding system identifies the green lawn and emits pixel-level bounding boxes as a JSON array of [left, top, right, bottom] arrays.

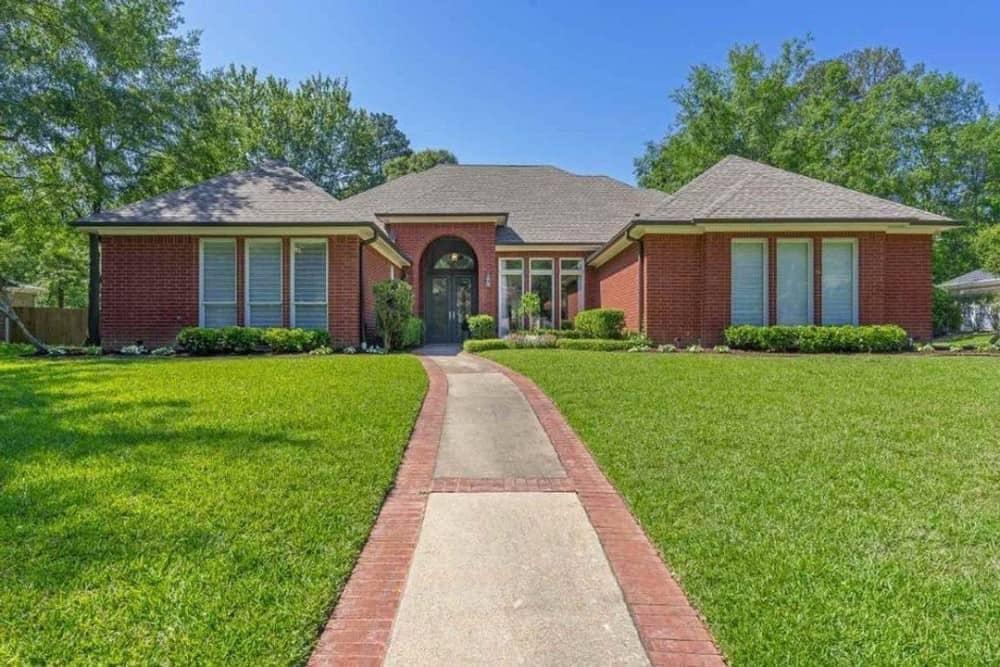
[[484, 351, 1000, 665], [0, 355, 427, 665], [933, 331, 997, 347]]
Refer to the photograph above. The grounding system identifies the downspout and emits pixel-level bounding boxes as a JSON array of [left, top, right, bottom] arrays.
[[358, 234, 377, 346], [626, 225, 644, 335]]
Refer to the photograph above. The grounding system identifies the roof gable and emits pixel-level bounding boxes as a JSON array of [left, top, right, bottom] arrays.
[[642, 155, 952, 224]]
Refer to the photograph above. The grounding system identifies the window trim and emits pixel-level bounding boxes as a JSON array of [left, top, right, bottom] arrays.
[[775, 238, 814, 325], [558, 257, 585, 327], [199, 237, 237, 328], [244, 238, 283, 327], [529, 257, 556, 328], [730, 238, 769, 326], [498, 258, 525, 336], [290, 238, 329, 329], [821, 238, 859, 325]]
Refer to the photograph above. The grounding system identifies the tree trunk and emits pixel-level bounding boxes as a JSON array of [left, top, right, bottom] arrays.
[[87, 233, 101, 345], [0, 297, 48, 353]]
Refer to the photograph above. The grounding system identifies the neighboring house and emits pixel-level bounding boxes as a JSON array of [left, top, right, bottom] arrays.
[[76, 156, 956, 349], [938, 269, 1000, 331]]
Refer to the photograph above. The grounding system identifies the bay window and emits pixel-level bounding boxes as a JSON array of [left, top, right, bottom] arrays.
[[200, 238, 237, 327], [291, 239, 328, 329], [730, 239, 768, 326]]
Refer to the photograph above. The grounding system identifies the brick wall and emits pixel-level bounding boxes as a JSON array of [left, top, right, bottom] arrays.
[[596, 244, 641, 331], [643, 235, 704, 344], [100, 236, 199, 349], [884, 234, 933, 340], [100, 234, 370, 350], [388, 223, 497, 318]]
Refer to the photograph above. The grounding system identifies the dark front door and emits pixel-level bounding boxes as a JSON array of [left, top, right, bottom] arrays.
[[425, 273, 474, 343]]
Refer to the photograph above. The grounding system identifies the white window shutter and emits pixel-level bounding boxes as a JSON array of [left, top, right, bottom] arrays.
[[293, 241, 328, 329], [247, 241, 282, 327], [777, 241, 811, 325], [201, 239, 236, 327], [822, 241, 857, 325], [731, 242, 767, 326]]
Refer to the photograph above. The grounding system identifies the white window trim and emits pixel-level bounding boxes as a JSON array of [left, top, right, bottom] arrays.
[[498, 258, 525, 336], [199, 238, 237, 328], [244, 238, 283, 326], [730, 238, 769, 326], [822, 238, 860, 325], [290, 238, 329, 328], [776, 238, 814, 325], [559, 258, 585, 327], [529, 257, 556, 328]]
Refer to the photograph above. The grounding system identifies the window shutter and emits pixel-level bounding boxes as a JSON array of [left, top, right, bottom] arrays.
[[293, 241, 327, 329], [731, 242, 767, 326], [248, 241, 282, 327], [202, 239, 236, 327], [777, 241, 811, 325], [822, 241, 856, 325]]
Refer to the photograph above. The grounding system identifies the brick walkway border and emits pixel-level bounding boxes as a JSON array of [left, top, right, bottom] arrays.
[[480, 357, 725, 667], [308, 356, 446, 667]]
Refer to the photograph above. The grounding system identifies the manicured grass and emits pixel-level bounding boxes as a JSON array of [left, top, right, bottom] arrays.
[[0, 355, 427, 664], [484, 351, 1000, 665], [933, 331, 996, 347]]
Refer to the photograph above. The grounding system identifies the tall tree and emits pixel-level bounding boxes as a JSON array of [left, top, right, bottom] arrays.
[[384, 149, 458, 180], [637, 38, 999, 281]]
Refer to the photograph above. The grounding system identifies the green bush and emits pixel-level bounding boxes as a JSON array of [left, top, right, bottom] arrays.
[[555, 338, 632, 351], [932, 287, 963, 336], [530, 328, 584, 339], [515, 292, 541, 330], [723, 324, 910, 353], [177, 327, 222, 355], [262, 327, 330, 353], [401, 317, 424, 349], [463, 338, 510, 353], [466, 314, 496, 339], [574, 309, 626, 339], [219, 326, 264, 353], [507, 333, 557, 348], [373, 279, 414, 351]]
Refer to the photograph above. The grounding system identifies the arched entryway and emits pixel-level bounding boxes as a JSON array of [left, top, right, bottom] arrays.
[[422, 237, 478, 343]]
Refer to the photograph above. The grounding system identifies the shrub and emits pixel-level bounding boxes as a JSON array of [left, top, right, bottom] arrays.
[[932, 288, 963, 336], [515, 292, 541, 329], [262, 327, 330, 353], [120, 344, 147, 356], [713, 345, 731, 353], [177, 327, 222, 355], [0, 342, 36, 357], [150, 346, 175, 357], [528, 328, 584, 339], [574, 309, 626, 339], [467, 314, 496, 339], [657, 344, 677, 353], [555, 338, 632, 351], [308, 346, 334, 355], [507, 333, 557, 348], [219, 326, 264, 354], [373, 279, 414, 351], [401, 317, 424, 349], [685, 344, 705, 353], [723, 324, 910, 353], [463, 338, 510, 353]]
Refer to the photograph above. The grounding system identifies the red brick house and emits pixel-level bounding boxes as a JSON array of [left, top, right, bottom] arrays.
[[77, 156, 956, 349]]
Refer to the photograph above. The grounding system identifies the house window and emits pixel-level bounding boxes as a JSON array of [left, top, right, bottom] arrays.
[[245, 239, 283, 327], [776, 239, 813, 325], [291, 239, 328, 329], [731, 239, 768, 326], [200, 238, 237, 327], [822, 239, 858, 325], [529, 258, 555, 329], [559, 258, 584, 327], [498, 258, 523, 336]]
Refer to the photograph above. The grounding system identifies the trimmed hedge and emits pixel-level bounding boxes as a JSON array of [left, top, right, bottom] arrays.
[[401, 317, 424, 349], [724, 325, 911, 353], [177, 326, 331, 355], [574, 309, 625, 339], [529, 328, 585, 339], [467, 314, 496, 339], [463, 338, 510, 353], [555, 338, 633, 351]]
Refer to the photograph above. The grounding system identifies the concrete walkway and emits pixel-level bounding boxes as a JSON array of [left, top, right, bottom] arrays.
[[309, 350, 723, 667]]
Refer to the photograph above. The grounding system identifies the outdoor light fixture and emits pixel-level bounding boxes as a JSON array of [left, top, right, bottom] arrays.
[[450, 252, 460, 263]]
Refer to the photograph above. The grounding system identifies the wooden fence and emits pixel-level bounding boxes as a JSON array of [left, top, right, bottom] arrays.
[[3, 307, 88, 345]]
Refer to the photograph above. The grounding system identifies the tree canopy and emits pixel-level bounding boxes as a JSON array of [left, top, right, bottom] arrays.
[[383, 149, 458, 180], [1, 0, 450, 308], [637, 39, 1000, 281]]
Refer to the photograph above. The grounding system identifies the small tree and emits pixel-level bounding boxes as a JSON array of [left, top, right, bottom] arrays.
[[515, 292, 541, 330], [373, 279, 414, 351]]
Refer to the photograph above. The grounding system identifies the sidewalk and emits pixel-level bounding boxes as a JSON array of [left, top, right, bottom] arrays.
[[309, 350, 722, 666]]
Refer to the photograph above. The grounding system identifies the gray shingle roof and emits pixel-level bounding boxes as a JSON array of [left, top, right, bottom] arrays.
[[939, 269, 1000, 289], [81, 161, 344, 224], [330, 164, 672, 244], [641, 155, 953, 223]]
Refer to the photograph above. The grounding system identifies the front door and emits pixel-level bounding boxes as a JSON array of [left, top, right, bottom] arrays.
[[426, 274, 474, 343]]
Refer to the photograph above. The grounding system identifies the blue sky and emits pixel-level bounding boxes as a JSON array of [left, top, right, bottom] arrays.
[[180, 0, 999, 184]]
